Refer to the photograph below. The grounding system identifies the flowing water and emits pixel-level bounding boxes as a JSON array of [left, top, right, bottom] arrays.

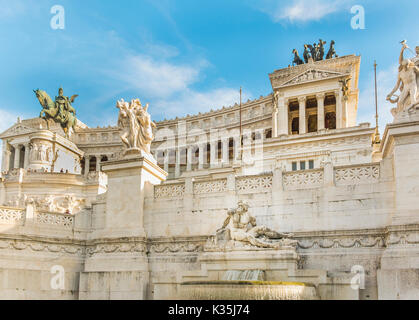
[[180, 270, 319, 300]]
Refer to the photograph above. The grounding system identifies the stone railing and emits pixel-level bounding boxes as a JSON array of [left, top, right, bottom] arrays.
[[154, 183, 185, 199], [334, 164, 380, 185], [283, 169, 324, 190], [0, 206, 25, 225], [194, 179, 227, 195], [236, 174, 273, 194], [35, 211, 74, 229], [0, 206, 75, 229], [151, 163, 382, 201]]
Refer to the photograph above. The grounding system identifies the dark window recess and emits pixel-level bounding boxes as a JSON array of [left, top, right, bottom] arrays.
[[300, 161, 306, 170], [309, 160, 314, 169], [292, 162, 297, 171]]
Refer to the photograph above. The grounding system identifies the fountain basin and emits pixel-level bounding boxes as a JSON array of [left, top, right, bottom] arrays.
[[180, 280, 319, 300]]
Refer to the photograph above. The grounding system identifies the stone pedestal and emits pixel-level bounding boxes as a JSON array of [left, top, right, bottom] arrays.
[[79, 153, 167, 300], [101, 154, 167, 238], [377, 108, 419, 299]]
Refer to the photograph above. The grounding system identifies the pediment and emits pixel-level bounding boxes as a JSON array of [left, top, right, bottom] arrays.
[[279, 68, 348, 88], [0, 123, 37, 139]]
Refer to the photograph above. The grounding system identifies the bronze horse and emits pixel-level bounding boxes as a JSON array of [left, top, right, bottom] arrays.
[[34, 89, 77, 137]]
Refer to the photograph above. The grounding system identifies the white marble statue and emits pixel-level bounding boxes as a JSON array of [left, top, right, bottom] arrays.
[[217, 200, 296, 248], [116, 98, 156, 155], [387, 41, 419, 116]]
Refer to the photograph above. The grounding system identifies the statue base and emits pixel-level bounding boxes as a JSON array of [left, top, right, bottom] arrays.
[[392, 102, 419, 123], [122, 148, 157, 164]]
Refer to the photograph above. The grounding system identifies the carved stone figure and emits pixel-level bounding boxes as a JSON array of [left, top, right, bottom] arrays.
[[326, 40, 338, 59], [216, 200, 296, 248], [339, 77, 351, 100], [34, 87, 78, 138], [292, 49, 304, 66], [116, 98, 156, 156], [387, 42, 419, 115]]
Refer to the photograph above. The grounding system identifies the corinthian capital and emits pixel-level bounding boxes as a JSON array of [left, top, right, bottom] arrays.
[[298, 96, 307, 104], [316, 93, 326, 101]]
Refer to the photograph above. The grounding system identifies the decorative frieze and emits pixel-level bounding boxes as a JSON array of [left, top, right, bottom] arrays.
[[0, 239, 83, 255], [154, 183, 185, 199], [236, 175, 273, 194], [297, 236, 385, 249], [194, 179, 227, 195], [86, 242, 146, 257], [334, 164, 379, 185]]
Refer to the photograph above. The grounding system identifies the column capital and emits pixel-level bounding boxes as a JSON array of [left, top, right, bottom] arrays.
[[298, 96, 307, 104], [316, 92, 326, 100], [334, 89, 342, 97]]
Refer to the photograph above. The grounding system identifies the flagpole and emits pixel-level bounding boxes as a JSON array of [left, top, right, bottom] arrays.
[[239, 87, 242, 146], [373, 60, 381, 145]]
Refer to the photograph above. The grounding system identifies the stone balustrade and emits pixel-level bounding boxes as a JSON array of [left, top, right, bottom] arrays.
[[0, 206, 25, 225], [0, 206, 74, 229], [152, 162, 382, 200], [35, 211, 74, 229], [334, 163, 380, 185], [283, 169, 324, 190]]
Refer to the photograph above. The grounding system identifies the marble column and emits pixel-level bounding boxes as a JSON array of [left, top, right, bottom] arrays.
[[23, 143, 30, 169], [13, 145, 21, 169], [198, 144, 205, 170], [84, 156, 90, 176], [335, 90, 343, 129], [298, 96, 307, 134], [186, 146, 193, 171], [1, 142, 8, 172], [278, 97, 289, 136], [96, 155, 101, 172], [163, 150, 169, 173], [210, 141, 218, 168], [234, 136, 241, 161], [175, 148, 181, 177], [316, 93, 326, 131], [272, 107, 278, 138], [222, 138, 229, 165]]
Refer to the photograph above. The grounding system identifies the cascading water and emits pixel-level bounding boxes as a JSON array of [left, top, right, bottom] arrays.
[[180, 270, 319, 300]]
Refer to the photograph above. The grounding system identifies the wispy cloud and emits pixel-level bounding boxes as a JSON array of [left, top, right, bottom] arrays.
[[117, 54, 204, 99], [357, 64, 398, 132], [79, 31, 245, 125], [110, 52, 246, 120], [251, 0, 353, 23]]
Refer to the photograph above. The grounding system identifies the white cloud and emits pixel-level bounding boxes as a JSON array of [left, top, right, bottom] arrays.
[[253, 0, 352, 23], [0, 108, 20, 134], [154, 87, 249, 119], [0, 108, 23, 170], [118, 54, 204, 99], [102, 40, 246, 120], [357, 64, 398, 133]]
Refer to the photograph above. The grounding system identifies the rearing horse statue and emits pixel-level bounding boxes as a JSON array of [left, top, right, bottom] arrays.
[[34, 89, 77, 138]]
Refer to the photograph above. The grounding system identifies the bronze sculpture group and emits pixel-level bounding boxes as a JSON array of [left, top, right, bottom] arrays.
[[292, 39, 338, 66]]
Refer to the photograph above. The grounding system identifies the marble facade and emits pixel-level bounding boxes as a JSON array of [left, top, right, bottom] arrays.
[[0, 53, 418, 300]]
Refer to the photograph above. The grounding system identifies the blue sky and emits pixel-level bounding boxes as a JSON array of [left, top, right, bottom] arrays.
[[0, 0, 418, 132]]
